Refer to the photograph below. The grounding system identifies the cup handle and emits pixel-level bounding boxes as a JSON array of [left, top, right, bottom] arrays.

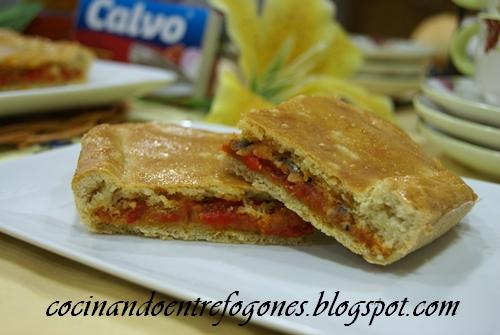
[[450, 22, 480, 75]]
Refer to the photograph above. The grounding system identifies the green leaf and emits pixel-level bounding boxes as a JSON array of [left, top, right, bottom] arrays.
[[254, 37, 293, 96], [260, 82, 291, 103], [0, 3, 42, 31]]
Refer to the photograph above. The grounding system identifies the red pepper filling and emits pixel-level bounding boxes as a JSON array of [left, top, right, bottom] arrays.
[[239, 153, 327, 215], [224, 141, 390, 255], [95, 198, 313, 238], [0, 64, 83, 87]]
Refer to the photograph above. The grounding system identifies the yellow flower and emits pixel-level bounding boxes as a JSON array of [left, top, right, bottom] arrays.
[[206, 66, 271, 125], [206, 0, 394, 125]]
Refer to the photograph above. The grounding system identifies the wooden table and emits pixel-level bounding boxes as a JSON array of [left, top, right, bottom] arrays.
[[1, 103, 497, 335]]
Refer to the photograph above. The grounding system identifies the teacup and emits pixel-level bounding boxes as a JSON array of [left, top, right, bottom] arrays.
[[451, 13, 500, 106]]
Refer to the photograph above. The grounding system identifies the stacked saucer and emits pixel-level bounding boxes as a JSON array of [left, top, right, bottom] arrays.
[[351, 35, 433, 100], [415, 76, 500, 178]]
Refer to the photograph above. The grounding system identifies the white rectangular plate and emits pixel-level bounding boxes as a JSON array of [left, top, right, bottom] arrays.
[[0, 124, 498, 334], [0, 60, 176, 117]]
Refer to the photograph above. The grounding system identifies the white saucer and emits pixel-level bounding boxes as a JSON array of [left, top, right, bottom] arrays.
[[422, 77, 500, 127], [414, 95, 500, 150], [353, 74, 422, 97], [351, 35, 433, 60], [418, 121, 500, 178], [359, 61, 428, 75]]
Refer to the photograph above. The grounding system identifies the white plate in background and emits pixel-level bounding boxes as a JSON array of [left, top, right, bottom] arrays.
[[414, 95, 500, 150], [418, 121, 500, 178], [422, 77, 500, 127], [359, 60, 428, 75], [353, 74, 422, 97], [0, 122, 499, 334], [351, 35, 434, 60], [0, 60, 176, 117]]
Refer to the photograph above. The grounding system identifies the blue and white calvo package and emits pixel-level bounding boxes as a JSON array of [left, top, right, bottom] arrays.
[[74, 0, 222, 98]]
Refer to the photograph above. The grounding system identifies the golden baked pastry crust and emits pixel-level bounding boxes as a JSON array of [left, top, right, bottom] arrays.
[[231, 95, 477, 264], [0, 29, 94, 89], [73, 122, 250, 198], [0, 29, 93, 68], [238, 95, 476, 211], [242, 96, 446, 190], [72, 123, 313, 245]]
